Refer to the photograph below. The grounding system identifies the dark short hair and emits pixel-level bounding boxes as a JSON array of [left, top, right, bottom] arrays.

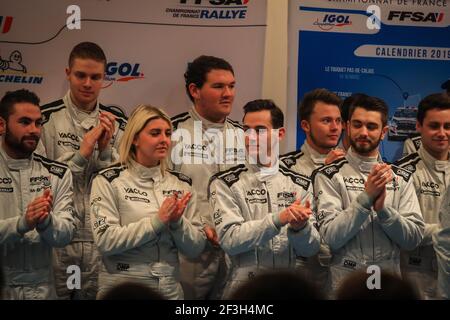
[[243, 99, 284, 129], [0, 89, 40, 120], [341, 93, 369, 123], [348, 95, 389, 127], [68, 42, 107, 69], [101, 282, 166, 300], [417, 93, 450, 125], [230, 270, 324, 300], [184, 55, 234, 103], [298, 88, 342, 123]]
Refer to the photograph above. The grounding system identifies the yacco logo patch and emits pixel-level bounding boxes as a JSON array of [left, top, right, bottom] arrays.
[[314, 14, 352, 30], [387, 11, 444, 23], [103, 62, 144, 88], [0, 16, 13, 34], [167, 0, 250, 20], [0, 50, 44, 85]]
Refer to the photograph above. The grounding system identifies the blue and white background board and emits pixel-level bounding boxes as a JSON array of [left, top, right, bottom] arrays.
[[288, 0, 450, 162], [0, 0, 267, 120]]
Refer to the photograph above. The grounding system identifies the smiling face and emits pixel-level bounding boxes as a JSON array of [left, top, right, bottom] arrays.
[[66, 57, 105, 111], [133, 118, 172, 167], [0, 102, 42, 159], [417, 108, 450, 160], [189, 69, 235, 123]]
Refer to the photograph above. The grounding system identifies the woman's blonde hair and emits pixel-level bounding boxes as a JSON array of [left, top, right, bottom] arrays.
[[118, 104, 172, 174]]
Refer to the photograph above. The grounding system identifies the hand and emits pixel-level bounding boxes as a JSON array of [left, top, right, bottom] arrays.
[[288, 199, 312, 230], [325, 148, 346, 165], [79, 125, 104, 159], [98, 111, 116, 153], [364, 163, 392, 200], [203, 225, 220, 247], [38, 188, 53, 224], [169, 192, 192, 222], [279, 199, 301, 226], [158, 195, 177, 225], [373, 187, 387, 212], [25, 189, 53, 229], [279, 198, 312, 229]]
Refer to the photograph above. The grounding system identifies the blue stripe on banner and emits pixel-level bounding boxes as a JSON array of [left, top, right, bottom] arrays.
[[299, 6, 370, 16]]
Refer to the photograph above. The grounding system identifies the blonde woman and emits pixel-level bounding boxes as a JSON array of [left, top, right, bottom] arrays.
[[90, 105, 205, 299]]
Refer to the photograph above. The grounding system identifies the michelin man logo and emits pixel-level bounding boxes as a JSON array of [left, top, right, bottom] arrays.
[[0, 50, 27, 73]]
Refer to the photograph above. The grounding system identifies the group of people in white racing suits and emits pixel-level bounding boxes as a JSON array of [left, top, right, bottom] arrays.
[[0, 42, 449, 300]]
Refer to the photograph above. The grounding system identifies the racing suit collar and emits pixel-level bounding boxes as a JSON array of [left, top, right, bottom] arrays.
[[64, 91, 100, 131], [128, 159, 163, 182], [418, 146, 450, 173], [190, 107, 225, 130], [347, 147, 382, 174], [302, 142, 327, 166], [249, 160, 280, 182], [0, 142, 32, 170]]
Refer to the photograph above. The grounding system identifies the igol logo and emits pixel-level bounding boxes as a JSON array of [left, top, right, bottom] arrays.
[[103, 62, 144, 88], [0, 16, 13, 34], [314, 14, 352, 30]]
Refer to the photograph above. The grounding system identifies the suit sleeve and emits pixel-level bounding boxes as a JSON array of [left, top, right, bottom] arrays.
[[376, 177, 425, 250], [90, 175, 165, 256], [209, 178, 281, 256], [37, 170, 76, 247], [0, 216, 26, 244], [169, 189, 206, 258], [314, 172, 372, 251], [288, 186, 320, 257]]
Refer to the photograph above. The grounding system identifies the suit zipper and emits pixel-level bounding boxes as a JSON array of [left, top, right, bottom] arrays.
[[371, 212, 375, 262], [263, 181, 275, 268]]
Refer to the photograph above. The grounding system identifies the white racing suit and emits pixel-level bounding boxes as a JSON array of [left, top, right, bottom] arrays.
[[433, 186, 450, 299], [395, 147, 450, 299], [313, 148, 425, 296], [402, 136, 422, 157], [90, 161, 206, 300], [170, 107, 245, 299], [280, 142, 331, 295], [0, 145, 75, 299], [208, 162, 320, 299], [39, 91, 127, 299]]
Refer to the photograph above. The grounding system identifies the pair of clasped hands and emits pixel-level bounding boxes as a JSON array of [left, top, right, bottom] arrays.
[[158, 192, 192, 225], [80, 111, 117, 159], [25, 188, 53, 229], [326, 149, 394, 211], [365, 163, 394, 211]]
